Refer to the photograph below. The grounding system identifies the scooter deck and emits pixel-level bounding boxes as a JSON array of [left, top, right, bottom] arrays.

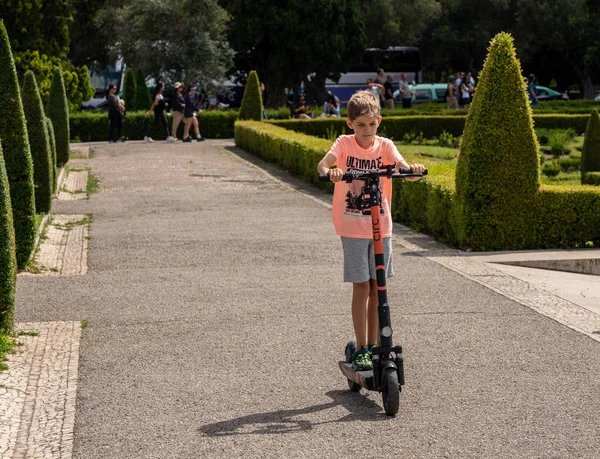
[[339, 361, 375, 390]]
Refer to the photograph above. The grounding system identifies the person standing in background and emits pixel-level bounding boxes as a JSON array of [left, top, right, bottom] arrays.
[[383, 74, 395, 110], [260, 82, 268, 120], [446, 75, 459, 109], [527, 74, 539, 106], [398, 73, 414, 109], [106, 84, 125, 143]]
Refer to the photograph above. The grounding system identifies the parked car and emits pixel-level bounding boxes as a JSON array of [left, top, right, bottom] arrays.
[[393, 83, 448, 104], [535, 86, 569, 101]]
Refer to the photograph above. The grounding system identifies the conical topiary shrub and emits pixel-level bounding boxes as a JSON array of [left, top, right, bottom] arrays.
[[581, 109, 600, 185], [134, 69, 151, 111], [454, 32, 540, 251], [46, 68, 70, 167], [238, 70, 263, 121], [0, 20, 37, 269], [123, 68, 136, 111], [22, 71, 53, 213], [46, 117, 57, 193], [0, 142, 17, 332]]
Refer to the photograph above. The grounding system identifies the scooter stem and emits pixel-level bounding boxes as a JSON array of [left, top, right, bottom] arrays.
[[368, 175, 393, 348]]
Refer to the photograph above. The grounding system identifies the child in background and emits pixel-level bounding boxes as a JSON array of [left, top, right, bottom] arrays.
[[317, 91, 425, 371]]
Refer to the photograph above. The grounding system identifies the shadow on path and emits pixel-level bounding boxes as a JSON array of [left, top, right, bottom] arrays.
[[199, 390, 388, 437]]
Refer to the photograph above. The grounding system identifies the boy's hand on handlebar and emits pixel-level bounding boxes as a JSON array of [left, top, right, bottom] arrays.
[[329, 168, 344, 182], [406, 163, 425, 181]]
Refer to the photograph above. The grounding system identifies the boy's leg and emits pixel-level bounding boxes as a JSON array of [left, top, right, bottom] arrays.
[[183, 118, 191, 138], [367, 279, 378, 346], [351, 280, 370, 349]]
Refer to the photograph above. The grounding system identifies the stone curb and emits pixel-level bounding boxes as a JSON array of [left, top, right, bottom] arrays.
[[0, 322, 81, 459]]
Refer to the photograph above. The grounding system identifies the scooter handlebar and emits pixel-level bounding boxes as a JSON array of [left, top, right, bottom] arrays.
[[318, 167, 428, 182]]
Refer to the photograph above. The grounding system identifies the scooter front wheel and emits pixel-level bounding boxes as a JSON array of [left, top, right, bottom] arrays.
[[382, 368, 400, 416]]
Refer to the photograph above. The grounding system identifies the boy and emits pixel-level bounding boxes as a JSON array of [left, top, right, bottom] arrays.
[[317, 91, 425, 371]]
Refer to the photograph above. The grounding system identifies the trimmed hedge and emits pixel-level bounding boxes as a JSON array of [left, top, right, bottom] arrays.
[[239, 70, 263, 121], [581, 109, 600, 185], [235, 120, 334, 190], [123, 68, 136, 111], [45, 117, 57, 192], [455, 32, 540, 251], [270, 114, 592, 141], [0, 142, 17, 332], [0, 21, 37, 269], [235, 120, 600, 250], [47, 68, 70, 166], [22, 71, 53, 213], [70, 110, 239, 142], [134, 69, 151, 112]]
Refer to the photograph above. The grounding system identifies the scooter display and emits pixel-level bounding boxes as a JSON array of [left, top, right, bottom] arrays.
[[319, 165, 427, 416]]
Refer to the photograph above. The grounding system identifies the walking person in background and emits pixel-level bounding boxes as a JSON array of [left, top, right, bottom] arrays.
[[182, 85, 206, 142], [398, 73, 414, 109], [527, 74, 539, 106], [170, 82, 186, 140], [106, 84, 125, 143], [144, 83, 176, 143]]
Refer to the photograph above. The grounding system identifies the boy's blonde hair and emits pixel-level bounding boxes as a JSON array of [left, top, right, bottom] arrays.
[[347, 91, 381, 120]]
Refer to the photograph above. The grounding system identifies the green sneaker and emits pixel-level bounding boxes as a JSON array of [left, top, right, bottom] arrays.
[[352, 348, 373, 371]]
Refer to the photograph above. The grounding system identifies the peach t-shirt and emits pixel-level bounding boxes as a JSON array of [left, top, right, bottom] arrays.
[[329, 135, 404, 239]]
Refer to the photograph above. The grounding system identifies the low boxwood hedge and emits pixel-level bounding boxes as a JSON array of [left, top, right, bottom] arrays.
[[269, 113, 593, 141], [235, 120, 600, 250], [70, 110, 240, 142]]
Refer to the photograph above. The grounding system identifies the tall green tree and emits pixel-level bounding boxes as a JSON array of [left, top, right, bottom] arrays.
[[68, 0, 110, 68], [222, 0, 367, 106], [46, 68, 71, 167], [360, 0, 441, 49], [0, 142, 17, 332], [0, 0, 72, 57], [105, 0, 233, 85], [515, 0, 600, 99], [0, 21, 37, 269], [455, 32, 540, 250], [22, 71, 53, 213]]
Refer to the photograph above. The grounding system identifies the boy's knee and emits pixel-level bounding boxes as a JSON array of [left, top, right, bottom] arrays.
[[353, 280, 371, 295]]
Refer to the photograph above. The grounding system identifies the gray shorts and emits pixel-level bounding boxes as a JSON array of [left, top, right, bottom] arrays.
[[341, 237, 394, 283]]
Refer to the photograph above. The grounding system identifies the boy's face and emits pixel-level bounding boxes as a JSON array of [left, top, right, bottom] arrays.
[[346, 115, 382, 145]]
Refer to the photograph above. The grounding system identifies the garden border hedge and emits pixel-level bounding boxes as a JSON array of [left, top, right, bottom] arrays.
[[235, 120, 600, 250], [269, 114, 593, 140]]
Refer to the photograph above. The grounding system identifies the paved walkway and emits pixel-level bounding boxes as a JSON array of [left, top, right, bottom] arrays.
[[6, 140, 600, 458]]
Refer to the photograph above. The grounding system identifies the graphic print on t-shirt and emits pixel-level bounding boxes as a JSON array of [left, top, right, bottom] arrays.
[[344, 155, 385, 217]]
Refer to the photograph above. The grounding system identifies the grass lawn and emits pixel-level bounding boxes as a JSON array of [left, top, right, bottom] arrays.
[[397, 131, 596, 189]]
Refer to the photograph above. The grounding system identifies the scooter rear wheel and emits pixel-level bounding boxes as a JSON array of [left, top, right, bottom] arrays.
[[382, 368, 400, 416], [345, 341, 362, 392]]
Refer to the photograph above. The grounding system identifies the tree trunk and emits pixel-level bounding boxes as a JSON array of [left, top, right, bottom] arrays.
[[569, 61, 596, 100]]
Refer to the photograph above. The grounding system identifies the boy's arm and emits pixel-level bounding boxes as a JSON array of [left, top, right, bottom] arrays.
[[317, 153, 343, 182]]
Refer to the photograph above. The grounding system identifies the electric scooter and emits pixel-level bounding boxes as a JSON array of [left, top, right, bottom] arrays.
[[320, 165, 428, 416]]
